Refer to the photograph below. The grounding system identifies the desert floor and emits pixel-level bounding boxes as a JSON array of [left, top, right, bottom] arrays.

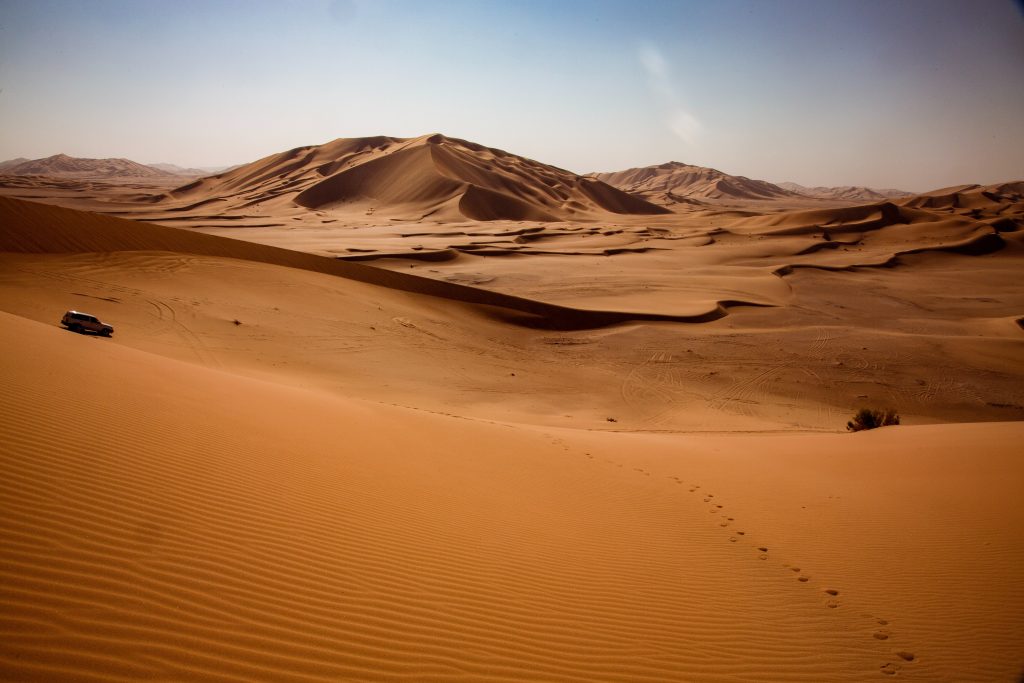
[[1, 180, 1023, 681]]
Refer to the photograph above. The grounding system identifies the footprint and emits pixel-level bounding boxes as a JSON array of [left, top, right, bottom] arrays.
[[798, 576, 809, 582], [790, 567, 801, 573], [873, 631, 890, 640], [758, 547, 768, 552], [729, 537, 738, 542], [759, 554, 769, 560], [719, 522, 729, 527], [877, 619, 889, 626], [727, 517, 734, 521], [826, 600, 839, 609], [736, 531, 745, 536], [703, 497, 711, 502], [716, 505, 723, 509], [895, 651, 915, 662], [880, 662, 898, 676], [824, 589, 839, 596]]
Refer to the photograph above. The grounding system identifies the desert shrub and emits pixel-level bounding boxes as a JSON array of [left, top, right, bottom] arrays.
[[846, 407, 900, 432]]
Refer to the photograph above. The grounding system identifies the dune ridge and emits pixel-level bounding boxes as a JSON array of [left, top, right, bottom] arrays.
[[0, 196, 754, 328], [162, 134, 670, 224]]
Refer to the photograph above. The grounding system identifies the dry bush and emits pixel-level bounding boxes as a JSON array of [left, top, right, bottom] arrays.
[[847, 408, 900, 432]]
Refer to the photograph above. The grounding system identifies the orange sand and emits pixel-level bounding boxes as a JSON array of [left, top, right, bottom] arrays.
[[1, 145, 1023, 681]]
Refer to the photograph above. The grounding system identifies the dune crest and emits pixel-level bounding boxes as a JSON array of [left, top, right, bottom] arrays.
[[164, 133, 670, 223], [0, 196, 747, 329]]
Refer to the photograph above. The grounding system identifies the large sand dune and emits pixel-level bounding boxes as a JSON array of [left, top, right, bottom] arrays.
[[3, 306, 1021, 681], [2, 150, 1024, 681], [158, 134, 670, 224], [593, 161, 800, 205], [3, 195, 1021, 430]]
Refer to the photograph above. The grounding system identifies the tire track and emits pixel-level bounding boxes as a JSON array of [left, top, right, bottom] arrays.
[[147, 299, 222, 369]]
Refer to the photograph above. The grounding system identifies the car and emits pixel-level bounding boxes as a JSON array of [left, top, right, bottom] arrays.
[[61, 310, 114, 337]]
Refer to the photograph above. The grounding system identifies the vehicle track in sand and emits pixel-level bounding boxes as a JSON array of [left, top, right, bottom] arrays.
[[146, 298, 223, 369]]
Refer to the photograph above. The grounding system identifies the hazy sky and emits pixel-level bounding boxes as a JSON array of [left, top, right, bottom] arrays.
[[1, 0, 1022, 190]]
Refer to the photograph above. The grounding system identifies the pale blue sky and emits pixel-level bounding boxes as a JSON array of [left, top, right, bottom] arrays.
[[1, 0, 1021, 190]]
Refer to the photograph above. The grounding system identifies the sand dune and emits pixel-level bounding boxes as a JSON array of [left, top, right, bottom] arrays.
[[4, 192, 1023, 428], [0, 157, 30, 171], [1, 187, 1022, 415], [1, 302, 1022, 681], [725, 200, 1011, 262], [0, 196, 748, 329], [2, 151, 1024, 681], [162, 134, 670, 224], [1, 153, 175, 179], [593, 161, 799, 204], [899, 181, 1024, 212], [778, 181, 912, 202]]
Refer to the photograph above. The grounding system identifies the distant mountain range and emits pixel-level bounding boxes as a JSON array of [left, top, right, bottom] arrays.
[[148, 162, 232, 176], [0, 154, 174, 178], [2, 149, 914, 209], [592, 161, 798, 205], [592, 161, 912, 206], [0, 157, 30, 171], [0, 154, 230, 179], [777, 182, 912, 202]]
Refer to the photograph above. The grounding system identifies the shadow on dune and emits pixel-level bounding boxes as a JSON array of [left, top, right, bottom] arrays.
[[773, 230, 1006, 277]]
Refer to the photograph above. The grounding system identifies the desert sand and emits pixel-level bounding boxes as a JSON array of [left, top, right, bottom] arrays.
[[2, 134, 1023, 681]]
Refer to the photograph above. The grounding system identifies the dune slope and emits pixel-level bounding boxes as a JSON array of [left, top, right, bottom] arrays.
[[163, 134, 670, 223], [1, 312, 1022, 681], [0, 196, 717, 329]]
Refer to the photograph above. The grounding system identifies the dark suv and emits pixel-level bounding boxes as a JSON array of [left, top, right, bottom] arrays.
[[61, 310, 114, 337]]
